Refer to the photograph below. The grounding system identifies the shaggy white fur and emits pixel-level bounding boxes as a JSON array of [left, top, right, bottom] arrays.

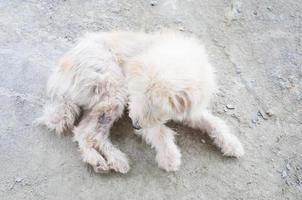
[[37, 31, 244, 173]]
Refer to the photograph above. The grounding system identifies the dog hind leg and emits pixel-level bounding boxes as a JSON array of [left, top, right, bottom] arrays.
[[73, 101, 129, 173], [99, 138, 130, 174], [94, 102, 130, 173]]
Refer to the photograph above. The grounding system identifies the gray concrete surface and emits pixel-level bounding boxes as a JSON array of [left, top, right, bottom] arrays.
[[0, 0, 301, 199]]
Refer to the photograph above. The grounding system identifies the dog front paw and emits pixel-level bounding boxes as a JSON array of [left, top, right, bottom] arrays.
[[156, 147, 181, 172], [220, 134, 245, 158], [107, 151, 130, 174], [91, 156, 110, 173], [81, 149, 110, 173], [93, 160, 110, 173]]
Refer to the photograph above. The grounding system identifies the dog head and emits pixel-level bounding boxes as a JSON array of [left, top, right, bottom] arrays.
[[125, 61, 192, 129]]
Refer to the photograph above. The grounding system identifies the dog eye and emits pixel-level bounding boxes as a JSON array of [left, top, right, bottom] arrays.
[[132, 120, 141, 130]]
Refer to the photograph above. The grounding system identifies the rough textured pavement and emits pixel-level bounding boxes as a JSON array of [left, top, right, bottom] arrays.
[[0, 0, 301, 199]]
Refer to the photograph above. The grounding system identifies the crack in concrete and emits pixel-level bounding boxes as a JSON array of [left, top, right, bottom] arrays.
[[211, 38, 270, 112], [211, 38, 302, 125]]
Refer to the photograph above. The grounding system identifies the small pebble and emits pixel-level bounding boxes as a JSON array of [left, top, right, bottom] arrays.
[[201, 139, 206, 144], [267, 6, 272, 11], [226, 104, 235, 109], [253, 11, 257, 15], [286, 163, 291, 171], [281, 170, 287, 178], [178, 27, 184, 31], [150, 1, 158, 6], [266, 111, 273, 117], [15, 177, 23, 183], [235, 7, 241, 14], [251, 119, 257, 124]]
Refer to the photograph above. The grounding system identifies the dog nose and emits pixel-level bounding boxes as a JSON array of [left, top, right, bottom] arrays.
[[132, 121, 142, 130]]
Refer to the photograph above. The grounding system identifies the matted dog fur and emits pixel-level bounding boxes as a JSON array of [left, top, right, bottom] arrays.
[[37, 31, 244, 173]]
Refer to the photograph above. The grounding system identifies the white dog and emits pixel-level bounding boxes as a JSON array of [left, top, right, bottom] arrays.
[[37, 31, 244, 173]]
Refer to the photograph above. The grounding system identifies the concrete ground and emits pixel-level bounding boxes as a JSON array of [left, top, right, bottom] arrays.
[[0, 0, 301, 199]]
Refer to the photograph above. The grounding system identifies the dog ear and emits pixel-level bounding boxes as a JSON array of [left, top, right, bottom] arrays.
[[168, 90, 192, 113]]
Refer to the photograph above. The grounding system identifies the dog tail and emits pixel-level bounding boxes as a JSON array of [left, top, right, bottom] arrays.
[[35, 101, 81, 135]]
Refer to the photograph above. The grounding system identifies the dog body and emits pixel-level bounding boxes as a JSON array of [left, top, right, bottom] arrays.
[[38, 31, 244, 173]]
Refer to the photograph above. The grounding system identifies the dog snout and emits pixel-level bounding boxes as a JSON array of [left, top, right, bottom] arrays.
[[132, 120, 142, 130]]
